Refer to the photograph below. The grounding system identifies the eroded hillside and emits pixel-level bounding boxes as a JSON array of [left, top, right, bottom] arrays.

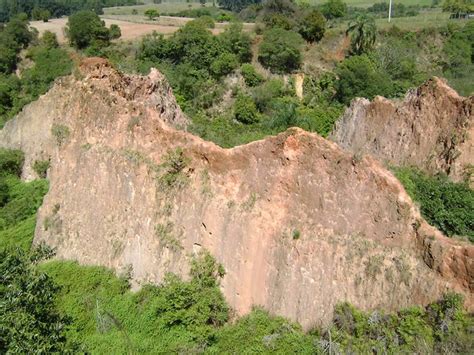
[[0, 59, 472, 328], [331, 78, 474, 185]]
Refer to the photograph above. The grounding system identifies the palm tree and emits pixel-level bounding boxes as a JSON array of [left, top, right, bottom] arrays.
[[346, 15, 377, 55]]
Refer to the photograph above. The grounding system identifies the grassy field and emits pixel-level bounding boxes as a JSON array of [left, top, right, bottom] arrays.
[[103, 1, 214, 16], [300, 0, 434, 7]]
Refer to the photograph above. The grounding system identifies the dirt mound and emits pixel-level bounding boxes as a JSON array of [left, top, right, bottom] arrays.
[[331, 77, 474, 185], [0, 60, 472, 328]]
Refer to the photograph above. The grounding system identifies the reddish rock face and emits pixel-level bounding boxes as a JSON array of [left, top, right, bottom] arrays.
[[331, 78, 473, 185], [0, 60, 472, 328]]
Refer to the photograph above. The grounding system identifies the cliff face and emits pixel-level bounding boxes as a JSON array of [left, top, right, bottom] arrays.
[[331, 78, 474, 185], [0, 60, 472, 329]]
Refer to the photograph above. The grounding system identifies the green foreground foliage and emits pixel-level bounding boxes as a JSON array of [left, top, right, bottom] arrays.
[[395, 167, 474, 242]]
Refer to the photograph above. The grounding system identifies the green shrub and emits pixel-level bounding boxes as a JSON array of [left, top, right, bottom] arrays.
[[234, 93, 258, 124], [394, 167, 473, 242], [252, 78, 288, 113], [0, 245, 73, 353], [41, 30, 59, 49], [158, 148, 190, 190], [39, 251, 229, 353], [33, 159, 50, 178], [66, 11, 111, 49], [209, 308, 315, 353], [335, 54, 395, 104], [51, 124, 70, 146], [258, 28, 303, 74], [211, 52, 238, 77], [0, 148, 24, 177], [298, 10, 326, 43], [321, 0, 347, 19], [109, 24, 122, 40], [240, 63, 263, 87]]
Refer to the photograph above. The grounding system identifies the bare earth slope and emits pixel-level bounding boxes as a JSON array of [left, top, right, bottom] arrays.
[[331, 78, 474, 185], [0, 60, 472, 328]]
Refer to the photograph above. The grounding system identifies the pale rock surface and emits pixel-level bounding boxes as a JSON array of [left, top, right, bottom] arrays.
[[0, 60, 472, 328]]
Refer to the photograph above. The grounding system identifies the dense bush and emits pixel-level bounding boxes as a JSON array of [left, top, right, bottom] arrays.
[[66, 11, 119, 49], [234, 93, 258, 124], [137, 20, 251, 110], [0, 245, 73, 353], [0, 0, 137, 22], [258, 28, 303, 73], [335, 54, 395, 104], [217, 0, 262, 12], [0, 15, 34, 74], [394, 168, 473, 241], [298, 9, 326, 43], [328, 293, 473, 353], [321, 0, 347, 19], [240, 63, 263, 87], [39, 251, 229, 353], [0, 38, 72, 127], [0, 148, 24, 177]]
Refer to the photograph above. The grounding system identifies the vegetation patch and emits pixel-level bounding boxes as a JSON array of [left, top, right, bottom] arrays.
[[155, 222, 183, 251], [394, 167, 474, 242], [158, 147, 190, 191], [51, 124, 70, 146], [33, 159, 50, 178]]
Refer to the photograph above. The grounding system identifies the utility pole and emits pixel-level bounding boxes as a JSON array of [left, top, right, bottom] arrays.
[[388, 0, 392, 22]]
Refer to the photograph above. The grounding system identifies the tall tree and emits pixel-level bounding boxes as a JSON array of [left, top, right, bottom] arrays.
[[217, 0, 262, 12], [346, 15, 377, 55]]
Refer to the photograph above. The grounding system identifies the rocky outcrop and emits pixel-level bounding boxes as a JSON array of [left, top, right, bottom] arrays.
[[0, 61, 472, 329], [331, 78, 474, 185], [0, 58, 187, 180]]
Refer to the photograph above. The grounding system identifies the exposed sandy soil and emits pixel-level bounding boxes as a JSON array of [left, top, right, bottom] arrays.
[[1, 59, 472, 328], [30, 16, 254, 43], [30, 17, 184, 43]]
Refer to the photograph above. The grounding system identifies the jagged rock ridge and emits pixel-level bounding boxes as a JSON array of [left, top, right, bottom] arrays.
[[0, 60, 472, 328], [331, 78, 473, 185]]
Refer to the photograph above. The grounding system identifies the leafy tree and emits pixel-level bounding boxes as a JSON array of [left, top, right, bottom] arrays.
[[263, 12, 295, 30], [442, 0, 472, 17], [41, 30, 59, 48], [211, 52, 238, 77], [299, 9, 326, 43], [217, 0, 262, 12], [234, 93, 258, 124], [321, 0, 347, 19], [145, 8, 159, 20], [346, 15, 377, 55], [240, 63, 263, 87], [0, 245, 72, 353], [109, 23, 121, 40], [258, 28, 303, 73], [335, 54, 394, 104], [218, 22, 252, 63], [66, 10, 111, 49], [443, 31, 472, 77]]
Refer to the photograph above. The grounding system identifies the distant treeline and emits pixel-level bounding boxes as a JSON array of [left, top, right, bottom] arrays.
[[0, 0, 139, 22]]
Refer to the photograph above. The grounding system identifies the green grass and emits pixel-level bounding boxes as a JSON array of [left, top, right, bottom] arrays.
[[0, 176, 48, 250], [103, 1, 214, 16], [300, 0, 434, 7]]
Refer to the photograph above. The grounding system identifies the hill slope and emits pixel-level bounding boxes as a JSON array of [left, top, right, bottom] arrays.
[[0, 59, 472, 328], [331, 78, 474, 185]]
